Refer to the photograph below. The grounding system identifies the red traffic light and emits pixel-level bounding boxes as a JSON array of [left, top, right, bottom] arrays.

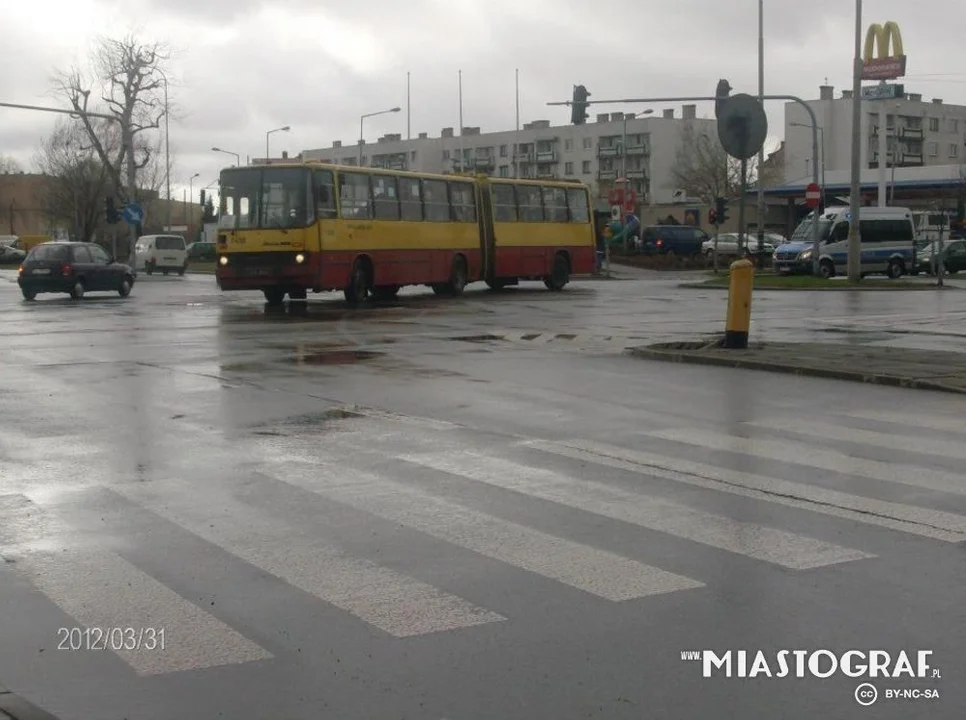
[[708, 208, 718, 225]]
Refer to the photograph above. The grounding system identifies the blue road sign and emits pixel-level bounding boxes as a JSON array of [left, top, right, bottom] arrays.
[[122, 203, 144, 225]]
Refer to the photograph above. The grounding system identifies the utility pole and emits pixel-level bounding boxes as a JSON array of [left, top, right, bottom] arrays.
[[756, 0, 766, 268], [847, 0, 863, 281]]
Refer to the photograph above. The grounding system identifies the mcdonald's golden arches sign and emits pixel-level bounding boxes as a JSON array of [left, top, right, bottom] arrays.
[[862, 21, 906, 81]]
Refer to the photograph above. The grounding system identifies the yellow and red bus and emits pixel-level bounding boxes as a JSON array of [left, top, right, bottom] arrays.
[[214, 162, 595, 305]]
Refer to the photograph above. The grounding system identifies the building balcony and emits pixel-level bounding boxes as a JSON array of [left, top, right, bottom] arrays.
[[597, 146, 619, 157], [535, 150, 557, 163], [597, 169, 618, 180], [625, 169, 647, 180], [624, 144, 649, 156], [536, 170, 557, 179], [899, 127, 924, 139]]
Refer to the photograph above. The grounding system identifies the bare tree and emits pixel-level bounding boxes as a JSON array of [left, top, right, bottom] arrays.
[[668, 123, 758, 203], [52, 34, 171, 211], [0, 155, 23, 174], [34, 119, 113, 243]]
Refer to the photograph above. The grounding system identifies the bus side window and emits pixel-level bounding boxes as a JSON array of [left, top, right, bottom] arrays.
[[339, 172, 372, 219], [492, 183, 517, 221], [314, 171, 337, 219]]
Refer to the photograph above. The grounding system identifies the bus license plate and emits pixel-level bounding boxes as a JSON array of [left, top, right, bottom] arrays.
[[242, 268, 271, 277]]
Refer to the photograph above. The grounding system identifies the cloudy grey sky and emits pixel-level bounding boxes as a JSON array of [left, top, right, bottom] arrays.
[[2, 0, 964, 199]]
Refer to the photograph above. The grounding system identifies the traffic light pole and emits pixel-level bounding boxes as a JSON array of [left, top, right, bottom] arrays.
[[550, 93, 822, 276]]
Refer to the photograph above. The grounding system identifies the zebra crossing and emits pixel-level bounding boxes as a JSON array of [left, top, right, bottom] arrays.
[[2, 402, 965, 682]]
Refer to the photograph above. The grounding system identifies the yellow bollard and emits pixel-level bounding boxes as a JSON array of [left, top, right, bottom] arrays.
[[724, 258, 755, 349]]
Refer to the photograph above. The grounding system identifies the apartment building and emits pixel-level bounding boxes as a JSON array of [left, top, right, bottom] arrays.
[[784, 84, 966, 182], [299, 105, 717, 205]]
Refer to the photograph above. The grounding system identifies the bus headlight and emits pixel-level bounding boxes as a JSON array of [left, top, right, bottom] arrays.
[[295, 253, 306, 264], [219, 255, 229, 266]]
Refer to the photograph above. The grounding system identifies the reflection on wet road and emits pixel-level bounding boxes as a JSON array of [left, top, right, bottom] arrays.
[[0, 270, 963, 720]]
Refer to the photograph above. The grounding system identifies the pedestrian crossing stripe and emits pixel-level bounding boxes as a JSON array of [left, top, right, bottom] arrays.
[[3, 404, 966, 679]]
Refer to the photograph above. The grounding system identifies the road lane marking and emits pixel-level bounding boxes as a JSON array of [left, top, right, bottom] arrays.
[[395, 451, 872, 570], [843, 410, 966, 437], [522, 439, 966, 543], [261, 463, 704, 601], [647, 428, 966, 498], [748, 418, 966, 463], [116, 482, 503, 638], [1, 495, 272, 677]]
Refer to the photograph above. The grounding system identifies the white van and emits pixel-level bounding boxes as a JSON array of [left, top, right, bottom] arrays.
[[773, 206, 916, 278], [134, 234, 188, 275]]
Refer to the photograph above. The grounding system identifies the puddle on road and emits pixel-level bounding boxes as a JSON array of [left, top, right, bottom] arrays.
[[286, 349, 385, 365], [449, 334, 504, 343]]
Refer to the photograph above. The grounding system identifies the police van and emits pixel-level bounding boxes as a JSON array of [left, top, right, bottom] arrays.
[[773, 206, 916, 278]]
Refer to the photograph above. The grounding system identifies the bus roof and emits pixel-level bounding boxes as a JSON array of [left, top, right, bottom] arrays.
[[218, 162, 591, 190]]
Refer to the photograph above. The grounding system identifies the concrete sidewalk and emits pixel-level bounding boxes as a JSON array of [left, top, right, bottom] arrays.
[[629, 338, 966, 395]]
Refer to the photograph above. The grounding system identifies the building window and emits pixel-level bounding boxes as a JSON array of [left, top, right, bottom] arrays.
[[410, 151, 417, 161], [500, 145, 508, 157], [928, 141, 939, 156], [582, 137, 592, 150], [582, 160, 591, 174], [564, 162, 574, 175], [929, 118, 940, 132], [950, 119, 959, 133], [443, 150, 450, 160], [498, 165, 509, 177], [950, 144, 959, 158], [564, 139, 573, 152]]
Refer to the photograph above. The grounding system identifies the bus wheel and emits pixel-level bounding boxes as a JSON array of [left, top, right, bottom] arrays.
[[544, 253, 570, 291], [372, 285, 400, 300], [344, 260, 370, 304], [263, 288, 285, 306], [448, 255, 468, 295], [289, 288, 307, 302], [819, 259, 835, 279], [887, 259, 904, 279]]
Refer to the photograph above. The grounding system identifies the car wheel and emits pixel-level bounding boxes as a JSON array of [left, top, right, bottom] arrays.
[[887, 259, 904, 279], [118, 276, 133, 298], [21, 288, 36, 301], [819, 259, 835, 279], [69, 279, 85, 299]]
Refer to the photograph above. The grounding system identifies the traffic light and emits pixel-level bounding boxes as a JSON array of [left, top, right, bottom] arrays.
[[571, 85, 590, 125], [200, 189, 206, 207], [714, 197, 729, 225], [105, 197, 120, 224], [708, 208, 718, 226]]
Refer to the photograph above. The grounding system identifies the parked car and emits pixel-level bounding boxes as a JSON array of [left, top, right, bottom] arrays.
[[134, 234, 188, 275], [914, 239, 966, 275], [640, 225, 710, 256], [702, 232, 779, 257], [17, 242, 135, 301], [186, 241, 216, 261], [0, 243, 26, 265]]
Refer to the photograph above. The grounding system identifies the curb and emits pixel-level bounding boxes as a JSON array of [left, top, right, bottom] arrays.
[[677, 282, 958, 291], [627, 347, 966, 395], [0, 689, 61, 720]]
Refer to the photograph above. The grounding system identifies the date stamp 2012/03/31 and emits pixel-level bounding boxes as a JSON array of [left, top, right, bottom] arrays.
[[57, 627, 165, 652]]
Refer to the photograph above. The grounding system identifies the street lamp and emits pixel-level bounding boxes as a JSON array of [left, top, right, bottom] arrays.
[[359, 107, 401, 166], [266, 125, 290, 162], [621, 109, 654, 179], [791, 121, 826, 202], [156, 67, 172, 231], [211, 147, 241, 167]]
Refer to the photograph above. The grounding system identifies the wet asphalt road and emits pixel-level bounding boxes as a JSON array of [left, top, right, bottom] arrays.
[[0, 268, 964, 720]]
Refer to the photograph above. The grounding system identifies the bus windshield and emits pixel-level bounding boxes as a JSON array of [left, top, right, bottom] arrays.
[[790, 217, 833, 243], [219, 167, 311, 230]]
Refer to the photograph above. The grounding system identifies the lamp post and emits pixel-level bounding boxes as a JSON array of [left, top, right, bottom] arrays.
[[266, 125, 290, 162], [186, 172, 199, 240], [847, 0, 863, 281], [359, 107, 401, 166], [156, 68, 171, 232], [791, 122, 826, 202], [211, 147, 241, 167]]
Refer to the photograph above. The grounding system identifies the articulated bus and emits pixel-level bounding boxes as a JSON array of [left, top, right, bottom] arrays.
[[214, 162, 596, 304]]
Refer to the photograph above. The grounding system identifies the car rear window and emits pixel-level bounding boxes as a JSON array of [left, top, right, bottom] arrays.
[[156, 236, 185, 250], [28, 245, 69, 261]]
